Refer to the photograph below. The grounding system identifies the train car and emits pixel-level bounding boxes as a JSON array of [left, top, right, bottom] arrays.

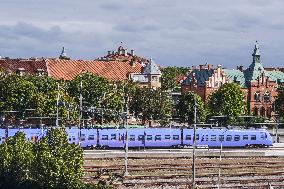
[[8, 128, 46, 142], [183, 128, 273, 148], [78, 129, 97, 148], [0, 129, 6, 144], [98, 128, 125, 148]]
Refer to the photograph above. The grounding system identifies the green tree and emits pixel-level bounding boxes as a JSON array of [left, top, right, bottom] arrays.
[[208, 83, 246, 122], [161, 66, 189, 91], [129, 88, 172, 126], [275, 86, 284, 119], [32, 128, 83, 189], [0, 132, 34, 188], [177, 92, 206, 124], [0, 74, 37, 119]]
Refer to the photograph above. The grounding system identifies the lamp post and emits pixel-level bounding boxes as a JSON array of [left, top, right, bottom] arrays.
[[217, 129, 227, 189], [192, 95, 197, 189], [124, 93, 129, 177]]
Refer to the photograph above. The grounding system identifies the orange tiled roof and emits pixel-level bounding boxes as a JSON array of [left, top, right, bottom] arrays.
[[45, 58, 143, 81]]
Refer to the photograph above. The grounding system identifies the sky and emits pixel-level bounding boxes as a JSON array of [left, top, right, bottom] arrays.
[[0, 0, 284, 68]]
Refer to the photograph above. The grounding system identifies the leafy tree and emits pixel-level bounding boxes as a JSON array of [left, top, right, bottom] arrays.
[[26, 75, 58, 94], [208, 83, 246, 122], [0, 132, 34, 188], [177, 92, 206, 124], [32, 128, 84, 189], [161, 66, 189, 91], [129, 88, 172, 126], [275, 86, 284, 119], [0, 74, 37, 119], [67, 72, 110, 107]]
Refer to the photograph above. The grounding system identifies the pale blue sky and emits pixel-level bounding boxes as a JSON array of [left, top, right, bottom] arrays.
[[0, 0, 284, 68]]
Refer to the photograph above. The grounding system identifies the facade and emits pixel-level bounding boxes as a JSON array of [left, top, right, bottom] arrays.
[[181, 42, 284, 118], [0, 45, 161, 88]]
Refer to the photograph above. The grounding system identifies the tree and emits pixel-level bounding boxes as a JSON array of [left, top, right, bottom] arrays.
[[161, 66, 189, 91], [208, 83, 246, 122], [275, 86, 284, 119], [32, 128, 84, 189], [0, 132, 34, 188], [129, 88, 172, 126], [0, 74, 37, 119], [177, 92, 206, 124]]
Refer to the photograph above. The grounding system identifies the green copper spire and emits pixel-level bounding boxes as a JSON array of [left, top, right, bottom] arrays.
[[252, 40, 260, 63]]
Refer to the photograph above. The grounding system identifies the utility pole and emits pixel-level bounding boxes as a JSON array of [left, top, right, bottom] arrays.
[[56, 83, 60, 127], [124, 92, 129, 176], [192, 95, 197, 189], [79, 79, 83, 145]]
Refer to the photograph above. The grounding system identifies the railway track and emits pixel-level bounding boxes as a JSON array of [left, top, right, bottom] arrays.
[[83, 156, 284, 188]]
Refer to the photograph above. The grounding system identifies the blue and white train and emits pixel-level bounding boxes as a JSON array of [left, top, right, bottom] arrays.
[[0, 127, 273, 149]]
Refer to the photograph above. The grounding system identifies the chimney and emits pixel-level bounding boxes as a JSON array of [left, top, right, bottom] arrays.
[[207, 64, 212, 70], [108, 51, 111, 55], [131, 50, 135, 56], [124, 49, 128, 56], [16, 68, 25, 76]]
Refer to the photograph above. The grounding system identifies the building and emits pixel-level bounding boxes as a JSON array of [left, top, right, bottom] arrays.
[[181, 42, 284, 118], [0, 45, 161, 88]]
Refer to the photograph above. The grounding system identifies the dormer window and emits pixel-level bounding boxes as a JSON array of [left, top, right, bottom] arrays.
[[254, 92, 260, 101], [264, 91, 270, 101], [36, 69, 44, 76], [16, 68, 25, 76]]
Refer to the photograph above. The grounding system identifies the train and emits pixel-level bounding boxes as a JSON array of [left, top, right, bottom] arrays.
[[0, 127, 273, 149]]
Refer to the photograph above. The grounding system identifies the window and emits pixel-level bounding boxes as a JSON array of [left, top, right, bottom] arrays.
[[138, 135, 145, 141], [219, 135, 224, 141], [264, 91, 270, 101], [260, 133, 265, 139], [72, 136, 75, 141], [88, 135, 95, 140], [211, 135, 217, 141], [251, 135, 256, 140], [243, 135, 248, 140], [102, 135, 108, 140], [173, 135, 179, 140], [130, 135, 135, 141], [196, 134, 199, 141], [254, 92, 260, 101], [234, 135, 240, 141], [165, 135, 171, 140], [69, 138, 71, 142], [186, 135, 191, 140], [152, 76, 158, 81], [155, 135, 161, 141], [147, 135, 153, 140], [111, 134, 116, 140], [226, 135, 232, 141], [80, 134, 86, 141]]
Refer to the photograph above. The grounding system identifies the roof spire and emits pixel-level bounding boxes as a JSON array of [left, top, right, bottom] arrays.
[[252, 41, 260, 63], [59, 47, 70, 60]]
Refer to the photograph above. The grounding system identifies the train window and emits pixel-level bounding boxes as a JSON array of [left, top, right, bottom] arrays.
[[102, 135, 108, 140], [80, 134, 86, 141], [72, 136, 75, 141], [211, 135, 217, 141], [155, 135, 162, 141], [69, 137, 72, 142], [88, 135, 95, 140], [226, 135, 232, 141], [196, 134, 199, 140], [165, 135, 171, 140], [111, 134, 116, 140], [147, 135, 153, 140], [260, 133, 265, 139], [186, 135, 191, 140], [219, 135, 224, 141], [138, 135, 145, 141], [173, 135, 179, 140], [205, 135, 208, 141], [234, 135, 240, 141], [243, 135, 248, 140], [130, 135, 135, 141], [251, 135, 256, 140]]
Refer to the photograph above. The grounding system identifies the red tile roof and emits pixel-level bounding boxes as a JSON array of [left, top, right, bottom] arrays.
[[0, 58, 46, 74], [46, 58, 143, 81]]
